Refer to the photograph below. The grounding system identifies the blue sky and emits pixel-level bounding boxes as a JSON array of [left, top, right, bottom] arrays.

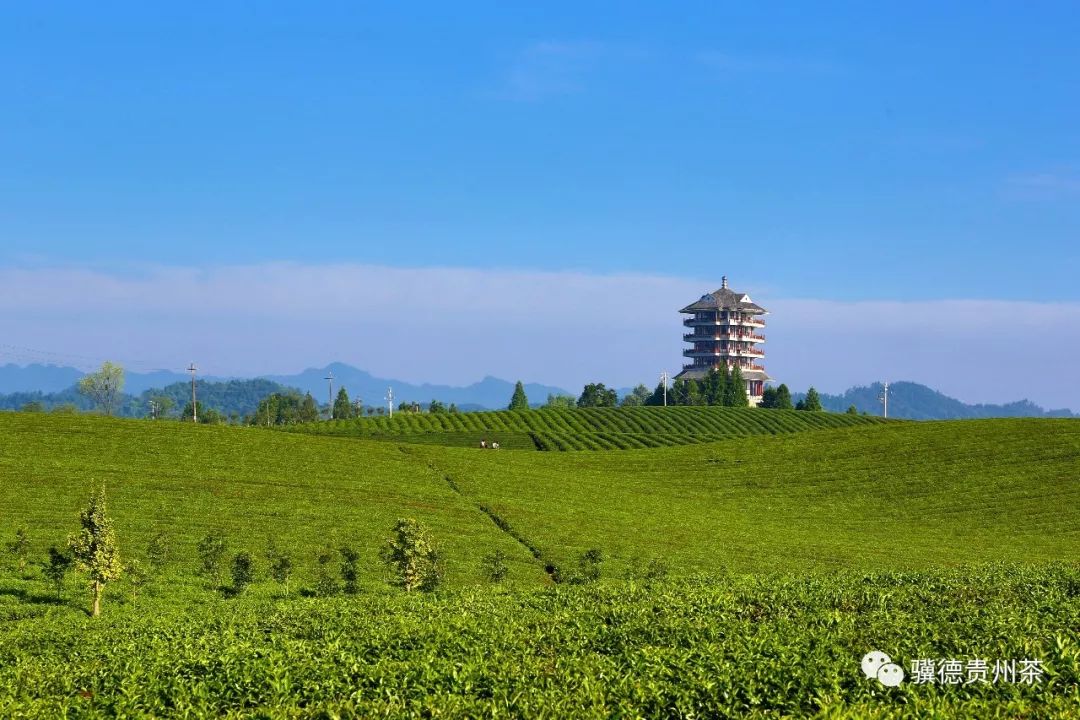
[[2, 3, 1079, 407]]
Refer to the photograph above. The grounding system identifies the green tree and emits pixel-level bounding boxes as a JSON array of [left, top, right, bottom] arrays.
[[798, 387, 823, 411], [759, 386, 778, 409], [775, 384, 794, 410], [182, 401, 222, 424], [846, 404, 859, 415], [67, 486, 123, 617], [20, 401, 44, 413], [702, 368, 729, 406], [508, 381, 529, 411], [77, 362, 125, 416], [678, 378, 704, 406], [231, 552, 255, 594], [729, 366, 749, 407], [545, 394, 576, 409], [197, 531, 228, 585], [332, 387, 353, 420], [428, 399, 447, 414], [43, 547, 73, 601], [644, 380, 668, 406], [620, 384, 652, 407], [577, 383, 618, 408], [448, 403, 460, 414], [7, 527, 30, 576], [383, 518, 442, 592], [299, 393, 320, 423]]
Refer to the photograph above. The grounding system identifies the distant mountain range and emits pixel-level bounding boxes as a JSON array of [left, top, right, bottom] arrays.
[[794, 381, 1077, 420], [0, 363, 1075, 419], [0, 363, 571, 415]]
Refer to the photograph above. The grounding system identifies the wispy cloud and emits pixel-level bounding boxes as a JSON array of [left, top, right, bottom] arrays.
[[1, 263, 1078, 410], [697, 51, 842, 77], [503, 40, 626, 101], [1005, 171, 1080, 200]]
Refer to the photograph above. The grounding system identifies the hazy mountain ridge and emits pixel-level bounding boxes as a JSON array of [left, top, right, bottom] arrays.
[[0, 363, 568, 415], [1, 364, 1075, 418], [798, 381, 1077, 420]]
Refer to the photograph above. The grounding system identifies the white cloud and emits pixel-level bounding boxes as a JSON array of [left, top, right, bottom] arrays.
[[1, 263, 1078, 410]]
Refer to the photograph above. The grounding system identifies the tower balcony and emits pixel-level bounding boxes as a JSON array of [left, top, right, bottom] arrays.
[[683, 347, 765, 359], [683, 316, 766, 329], [683, 332, 765, 343], [682, 362, 767, 373]]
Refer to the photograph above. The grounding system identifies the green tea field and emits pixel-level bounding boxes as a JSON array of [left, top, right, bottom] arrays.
[[292, 405, 890, 450], [1, 411, 1078, 717]]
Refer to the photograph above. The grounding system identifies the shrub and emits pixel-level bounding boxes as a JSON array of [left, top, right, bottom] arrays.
[[481, 549, 509, 583], [269, 552, 293, 596], [7, 527, 30, 576], [231, 552, 254, 594], [314, 547, 339, 597], [146, 530, 171, 572], [340, 546, 360, 594], [42, 546, 73, 601]]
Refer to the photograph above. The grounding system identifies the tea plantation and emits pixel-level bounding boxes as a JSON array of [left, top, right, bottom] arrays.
[[1, 411, 1078, 717], [292, 405, 890, 450]]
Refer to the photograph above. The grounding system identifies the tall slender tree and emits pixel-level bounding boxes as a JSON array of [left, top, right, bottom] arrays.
[[332, 387, 353, 420], [798, 387, 823, 411], [729, 365, 749, 407], [775, 384, 794, 410], [508, 381, 529, 411], [67, 486, 123, 617]]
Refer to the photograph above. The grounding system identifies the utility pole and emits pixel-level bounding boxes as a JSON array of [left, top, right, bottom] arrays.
[[879, 381, 890, 418], [188, 363, 198, 423], [325, 370, 334, 420], [660, 370, 670, 407], [386, 387, 394, 417], [354, 399, 362, 418], [149, 399, 157, 420]]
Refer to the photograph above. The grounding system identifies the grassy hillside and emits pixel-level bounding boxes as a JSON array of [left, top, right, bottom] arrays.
[[1, 413, 1076, 586], [1, 413, 1078, 717], [291, 405, 891, 450], [424, 417, 1080, 576]]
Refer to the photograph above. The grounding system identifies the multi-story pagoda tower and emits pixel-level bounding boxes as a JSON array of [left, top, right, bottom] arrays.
[[676, 276, 771, 405]]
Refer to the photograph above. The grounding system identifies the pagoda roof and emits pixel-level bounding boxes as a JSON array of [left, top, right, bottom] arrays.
[[680, 280, 767, 314]]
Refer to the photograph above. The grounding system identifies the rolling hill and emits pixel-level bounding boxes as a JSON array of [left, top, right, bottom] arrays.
[[1, 412, 1076, 582], [291, 405, 891, 450]]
